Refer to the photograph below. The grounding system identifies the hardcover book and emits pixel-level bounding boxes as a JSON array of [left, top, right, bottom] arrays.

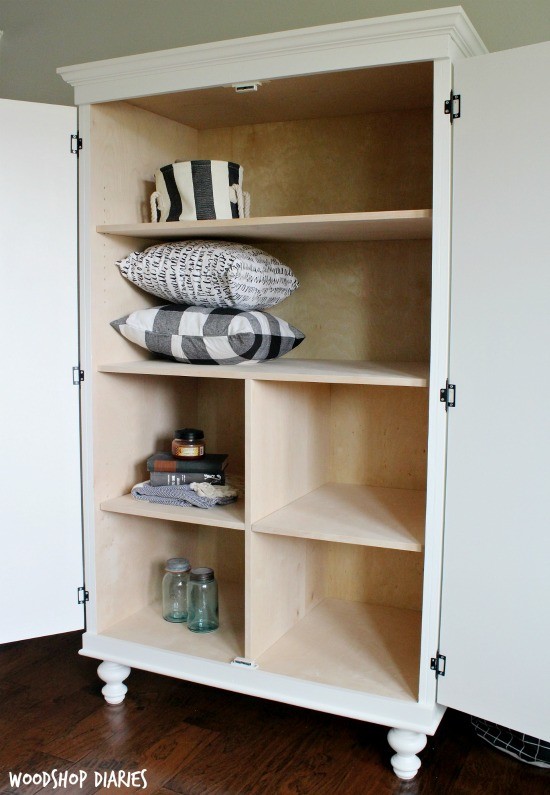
[[149, 471, 225, 486], [147, 452, 228, 473]]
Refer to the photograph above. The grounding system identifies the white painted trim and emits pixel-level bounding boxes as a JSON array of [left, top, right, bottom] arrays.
[[77, 104, 98, 634], [57, 7, 486, 106], [418, 59, 454, 706], [81, 632, 445, 734]]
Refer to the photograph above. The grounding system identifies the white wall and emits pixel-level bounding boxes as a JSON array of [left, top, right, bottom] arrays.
[[0, 0, 550, 105]]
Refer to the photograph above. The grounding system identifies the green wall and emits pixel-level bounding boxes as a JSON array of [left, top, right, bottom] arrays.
[[1, 0, 549, 105]]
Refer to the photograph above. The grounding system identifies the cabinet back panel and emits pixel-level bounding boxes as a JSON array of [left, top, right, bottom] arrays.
[[197, 380, 245, 477], [322, 543, 423, 610], [330, 385, 428, 490], [265, 240, 432, 362], [198, 110, 432, 215]]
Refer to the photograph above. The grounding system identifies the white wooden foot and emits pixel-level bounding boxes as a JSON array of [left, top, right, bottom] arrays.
[[97, 661, 131, 705], [387, 728, 427, 780]]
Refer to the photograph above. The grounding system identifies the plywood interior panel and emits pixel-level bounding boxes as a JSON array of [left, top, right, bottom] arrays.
[[103, 580, 244, 662], [249, 380, 428, 523], [95, 516, 197, 632], [247, 533, 325, 659], [248, 533, 423, 690], [265, 240, 431, 362], [197, 380, 245, 477], [198, 110, 432, 215], [247, 380, 331, 524], [256, 598, 421, 699], [96, 518, 244, 634], [128, 62, 433, 129], [330, 385, 428, 490], [91, 101, 198, 225]]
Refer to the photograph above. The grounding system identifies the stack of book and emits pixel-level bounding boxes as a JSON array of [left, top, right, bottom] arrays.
[[147, 452, 228, 486]]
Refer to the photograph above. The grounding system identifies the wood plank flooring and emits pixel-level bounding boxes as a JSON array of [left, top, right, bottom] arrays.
[[0, 631, 547, 794]]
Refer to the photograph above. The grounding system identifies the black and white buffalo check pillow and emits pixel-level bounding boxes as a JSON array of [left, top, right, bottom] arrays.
[[111, 304, 305, 365]]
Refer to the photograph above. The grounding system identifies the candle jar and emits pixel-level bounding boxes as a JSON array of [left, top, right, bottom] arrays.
[[162, 557, 191, 622], [171, 428, 205, 460], [187, 567, 219, 633]]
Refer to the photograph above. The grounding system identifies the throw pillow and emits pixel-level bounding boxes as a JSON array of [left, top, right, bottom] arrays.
[[116, 239, 299, 310], [111, 304, 305, 365]]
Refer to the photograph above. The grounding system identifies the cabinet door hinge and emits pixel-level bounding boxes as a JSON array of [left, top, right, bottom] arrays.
[[440, 380, 456, 410], [72, 366, 84, 385], [77, 586, 89, 604], [430, 652, 446, 678], [70, 133, 83, 155], [444, 92, 461, 123]]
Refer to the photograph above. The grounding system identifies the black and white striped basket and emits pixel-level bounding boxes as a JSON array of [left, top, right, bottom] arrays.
[[151, 160, 250, 222]]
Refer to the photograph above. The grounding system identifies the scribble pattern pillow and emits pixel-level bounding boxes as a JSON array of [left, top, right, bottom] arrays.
[[111, 304, 305, 365], [116, 240, 299, 310]]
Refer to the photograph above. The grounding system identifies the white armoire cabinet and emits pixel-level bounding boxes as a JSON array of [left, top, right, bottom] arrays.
[[52, 7, 549, 779]]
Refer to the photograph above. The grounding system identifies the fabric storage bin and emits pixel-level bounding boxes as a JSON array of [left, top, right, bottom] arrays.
[[151, 159, 250, 221]]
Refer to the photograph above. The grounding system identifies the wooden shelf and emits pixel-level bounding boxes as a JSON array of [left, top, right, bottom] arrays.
[[253, 483, 425, 551], [102, 581, 244, 663], [98, 359, 429, 387], [97, 210, 432, 242], [100, 493, 245, 530], [256, 597, 421, 699]]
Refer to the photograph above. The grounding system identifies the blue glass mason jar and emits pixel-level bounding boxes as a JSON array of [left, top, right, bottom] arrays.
[[187, 567, 219, 633], [162, 557, 191, 622]]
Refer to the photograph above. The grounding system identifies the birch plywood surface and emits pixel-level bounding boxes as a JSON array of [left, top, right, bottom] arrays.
[[330, 384, 429, 490], [102, 581, 244, 662], [198, 110, 432, 217], [267, 239, 432, 363], [97, 210, 432, 241], [247, 381, 330, 523], [101, 493, 245, 530], [247, 533, 325, 660], [252, 483, 426, 551], [98, 359, 429, 386], [256, 598, 421, 699], [128, 62, 433, 129]]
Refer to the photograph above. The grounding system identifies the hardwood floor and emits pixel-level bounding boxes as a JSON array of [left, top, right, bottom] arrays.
[[0, 631, 547, 794]]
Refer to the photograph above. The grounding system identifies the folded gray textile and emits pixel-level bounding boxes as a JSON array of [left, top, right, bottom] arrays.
[[131, 480, 237, 509]]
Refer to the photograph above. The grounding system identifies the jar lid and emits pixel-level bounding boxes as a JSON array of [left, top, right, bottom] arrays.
[[165, 557, 191, 572], [190, 566, 215, 582], [174, 428, 204, 441]]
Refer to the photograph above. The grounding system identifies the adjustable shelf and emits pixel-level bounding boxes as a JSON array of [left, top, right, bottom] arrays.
[[101, 493, 245, 530], [97, 210, 432, 243], [98, 359, 429, 387], [252, 483, 425, 552]]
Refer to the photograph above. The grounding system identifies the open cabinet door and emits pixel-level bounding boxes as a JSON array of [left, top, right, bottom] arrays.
[[0, 100, 83, 642], [438, 42, 550, 740]]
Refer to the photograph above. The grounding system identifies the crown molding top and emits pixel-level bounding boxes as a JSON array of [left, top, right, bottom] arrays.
[[58, 6, 487, 106]]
